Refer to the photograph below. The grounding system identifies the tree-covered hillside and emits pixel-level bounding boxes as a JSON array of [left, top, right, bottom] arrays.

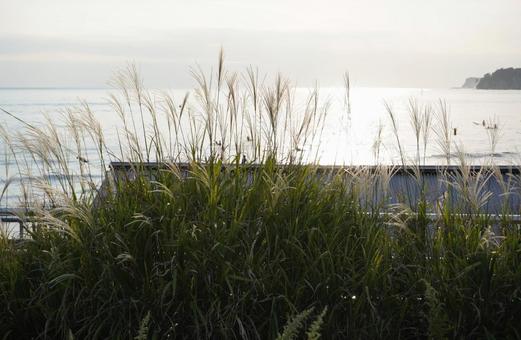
[[476, 68, 521, 89]]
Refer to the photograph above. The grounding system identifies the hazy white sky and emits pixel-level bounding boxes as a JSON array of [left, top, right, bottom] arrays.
[[1, 0, 520, 88]]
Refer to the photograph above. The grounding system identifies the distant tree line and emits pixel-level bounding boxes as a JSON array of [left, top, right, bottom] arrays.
[[476, 67, 521, 89]]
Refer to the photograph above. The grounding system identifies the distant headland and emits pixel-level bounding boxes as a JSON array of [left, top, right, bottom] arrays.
[[462, 67, 521, 89]]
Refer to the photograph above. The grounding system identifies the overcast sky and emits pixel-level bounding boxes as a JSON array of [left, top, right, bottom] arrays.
[[1, 0, 520, 88]]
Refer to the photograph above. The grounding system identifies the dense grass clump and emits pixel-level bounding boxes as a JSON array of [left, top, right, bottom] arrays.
[[2, 161, 521, 339], [1, 52, 521, 338]]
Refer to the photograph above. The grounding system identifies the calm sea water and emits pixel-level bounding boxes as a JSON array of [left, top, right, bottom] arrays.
[[0, 87, 520, 208]]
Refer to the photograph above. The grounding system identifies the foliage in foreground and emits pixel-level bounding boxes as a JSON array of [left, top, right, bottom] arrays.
[[1, 160, 521, 339], [1, 52, 521, 339]]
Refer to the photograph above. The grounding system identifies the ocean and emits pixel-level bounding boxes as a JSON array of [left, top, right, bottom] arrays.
[[0, 87, 521, 208]]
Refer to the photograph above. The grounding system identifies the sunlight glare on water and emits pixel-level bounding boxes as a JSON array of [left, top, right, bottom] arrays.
[[0, 87, 520, 206]]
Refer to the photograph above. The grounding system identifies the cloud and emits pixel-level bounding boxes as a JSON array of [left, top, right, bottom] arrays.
[[0, 26, 520, 88], [0, 29, 399, 87], [0, 28, 396, 61]]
